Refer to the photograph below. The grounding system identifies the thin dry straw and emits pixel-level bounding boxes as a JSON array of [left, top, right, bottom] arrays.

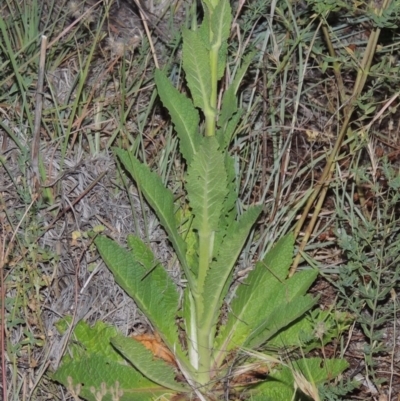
[[31, 35, 47, 194]]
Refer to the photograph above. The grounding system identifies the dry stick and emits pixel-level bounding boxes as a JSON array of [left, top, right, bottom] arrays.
[[31, 36, 47, 194], [138, 7, 159, 69], [289, 0, 392, 276], [320, 23, 348, 108]]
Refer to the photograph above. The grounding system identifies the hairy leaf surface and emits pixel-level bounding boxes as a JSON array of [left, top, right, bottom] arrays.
[[211, 0, 231, 47], [55, 318, 124, 363], [263, 232, 295, 280]]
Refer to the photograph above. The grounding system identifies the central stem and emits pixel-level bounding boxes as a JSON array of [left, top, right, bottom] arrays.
[[195, 229, 214, 385]]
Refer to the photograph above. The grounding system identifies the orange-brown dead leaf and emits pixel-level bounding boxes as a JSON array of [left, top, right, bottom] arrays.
[[132, 332, 177, 366]]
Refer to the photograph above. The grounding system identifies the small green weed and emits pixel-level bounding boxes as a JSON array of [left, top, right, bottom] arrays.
[[334, 156, 400, 390]]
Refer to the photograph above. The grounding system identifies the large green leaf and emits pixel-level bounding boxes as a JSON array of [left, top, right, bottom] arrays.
[[215, 234, 295, 354], [250, 367, 297, 401], [202, 205, 262, 331], [182, 28, 212, 112], [186, 136, 228, 233], [154, 70, 201, 165], [53, 320, 167, 401], [127, 235, 182, 346], [94, 236, 179, 351], [111, 334, 189, 393], [245, 294, 317, 349], [53, 354, 168, 401], [293, 358, 349, 384], [212, 153, 237, 258], [244, 269, 318, 349], [186, 136, 229, 310], [218, 268, 317, 358], [115, 148, 193, 288]]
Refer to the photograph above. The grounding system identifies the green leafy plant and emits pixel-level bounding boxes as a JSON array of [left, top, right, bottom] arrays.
[[333, 157, 400, 387], [53, 0, 349, 399]]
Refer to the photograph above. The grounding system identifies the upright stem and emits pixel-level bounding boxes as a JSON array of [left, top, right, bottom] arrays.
[[195, 228, 213, 384]]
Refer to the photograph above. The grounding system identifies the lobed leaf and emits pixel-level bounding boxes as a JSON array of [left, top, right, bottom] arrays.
[[154, 70, 201, 165]]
